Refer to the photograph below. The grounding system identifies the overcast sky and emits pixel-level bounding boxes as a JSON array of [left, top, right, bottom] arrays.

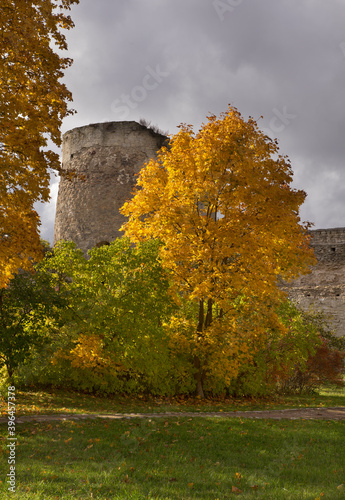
[[37, 0, 345, 243]]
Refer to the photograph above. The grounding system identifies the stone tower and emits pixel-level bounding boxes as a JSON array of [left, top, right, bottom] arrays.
[[53, 121, 167, 253]]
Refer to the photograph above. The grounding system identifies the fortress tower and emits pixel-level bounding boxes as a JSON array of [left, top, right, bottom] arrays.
[[53, 121, 167, 253]]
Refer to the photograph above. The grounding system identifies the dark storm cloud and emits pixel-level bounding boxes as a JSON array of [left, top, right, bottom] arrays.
[[37, 0, 345, 242]]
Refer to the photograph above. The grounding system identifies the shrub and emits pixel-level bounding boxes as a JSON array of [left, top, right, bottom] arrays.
[[280, 337, 345, 394], [228, 301, 345, 396]]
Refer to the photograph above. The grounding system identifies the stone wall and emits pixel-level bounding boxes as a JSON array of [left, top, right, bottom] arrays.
[[53, 121, 167, 253], [284, 227, 345, 337]]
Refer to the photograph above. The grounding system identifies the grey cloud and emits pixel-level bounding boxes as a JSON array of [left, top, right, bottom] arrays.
[[37, 0, 345, 242]]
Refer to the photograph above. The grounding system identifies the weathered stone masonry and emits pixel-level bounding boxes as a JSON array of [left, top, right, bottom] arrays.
[[285, 227, 345, 337], [54, 121, 345, 337]]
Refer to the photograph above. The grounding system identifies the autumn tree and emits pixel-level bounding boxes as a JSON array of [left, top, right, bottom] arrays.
[[0, 0, 79, 287], [121, 106, 316, 397]]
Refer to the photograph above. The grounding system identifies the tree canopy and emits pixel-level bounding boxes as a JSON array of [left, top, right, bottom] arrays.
[[0, 0, 79, 286], [121, 105, 316, 396]]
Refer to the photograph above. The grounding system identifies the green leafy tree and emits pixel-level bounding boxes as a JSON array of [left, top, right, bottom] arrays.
[[0, 266, 64, 380], [38, 238, 178, 394]]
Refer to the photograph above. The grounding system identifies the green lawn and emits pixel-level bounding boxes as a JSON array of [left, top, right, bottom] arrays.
[[0, 415, 344, 499], [0, 386, 344, 499]]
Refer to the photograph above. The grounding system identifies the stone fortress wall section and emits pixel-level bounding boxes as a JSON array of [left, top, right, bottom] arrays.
[[285, 227, 345, 337], [54, 121, 345, 337]]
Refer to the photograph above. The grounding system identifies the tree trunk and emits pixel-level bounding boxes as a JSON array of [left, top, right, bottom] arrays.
[[194, 300, 205, 397], [6, 363, 14, 385], [6, 362, 13, 378], [193, 355, 205, 398], [205, 298, 213, 328], [197, 299, 204, 332]]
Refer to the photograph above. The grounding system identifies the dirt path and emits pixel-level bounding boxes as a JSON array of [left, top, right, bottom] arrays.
[[1, 407, 345, 424]]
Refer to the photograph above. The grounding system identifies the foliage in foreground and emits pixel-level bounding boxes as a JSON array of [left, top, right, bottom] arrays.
[[6, 238, 343, 398], [1, 417, 345, 499]]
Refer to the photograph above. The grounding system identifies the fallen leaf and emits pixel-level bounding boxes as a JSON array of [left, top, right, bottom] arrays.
[[232, 486, 243, 494]]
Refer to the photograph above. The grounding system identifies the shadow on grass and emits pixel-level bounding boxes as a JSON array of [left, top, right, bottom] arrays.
[[5, 383, 343, 419], [0, 416, 344, 499]]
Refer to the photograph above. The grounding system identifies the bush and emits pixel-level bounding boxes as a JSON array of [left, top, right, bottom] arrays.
[[228, 301, 345, 396], [280, 337, 345, 394]]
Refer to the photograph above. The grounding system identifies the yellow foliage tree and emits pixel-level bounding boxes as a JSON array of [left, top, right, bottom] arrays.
[[0, 0, 79, 286], [121, 106, 316, 396]]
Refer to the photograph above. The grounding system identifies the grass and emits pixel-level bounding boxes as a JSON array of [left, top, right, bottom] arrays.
[[1, 384, 344, 418], [0, 386, 344, 498], [0, 415, 344, 499]]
